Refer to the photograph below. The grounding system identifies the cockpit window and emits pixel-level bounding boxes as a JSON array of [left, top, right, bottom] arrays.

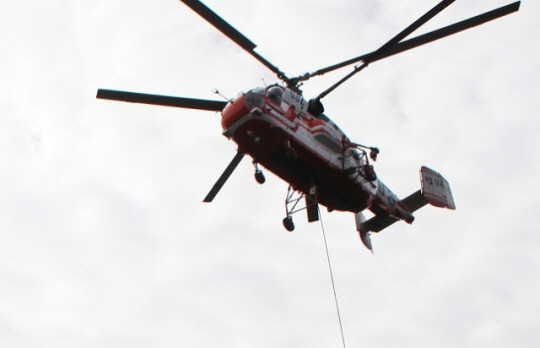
[[267, 86, 283, 104], [251, 87, 265, 95]]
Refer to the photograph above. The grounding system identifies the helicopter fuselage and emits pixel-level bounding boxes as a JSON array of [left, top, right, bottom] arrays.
[[221, 85, 414, 221]]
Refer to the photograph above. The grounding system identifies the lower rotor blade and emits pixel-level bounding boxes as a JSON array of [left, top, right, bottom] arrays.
[[203, 152, 245, 203], [97, 89, 227, 111]]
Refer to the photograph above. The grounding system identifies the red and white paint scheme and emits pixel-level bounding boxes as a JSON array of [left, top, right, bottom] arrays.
[[219, 84, 455, 251], [222, 85, 381, 213], [97, 0, 519, 251]]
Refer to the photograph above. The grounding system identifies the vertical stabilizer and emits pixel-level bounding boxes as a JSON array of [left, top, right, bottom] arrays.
[[420, 166, 456, 210], [355, 212, 373, 253]]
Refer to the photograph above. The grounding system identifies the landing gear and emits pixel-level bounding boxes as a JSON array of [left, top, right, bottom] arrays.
[[282, 185, 319, 232], [254, 169, 265, 184], [282, 216, 295, 232], [253, 162, 266, 184]]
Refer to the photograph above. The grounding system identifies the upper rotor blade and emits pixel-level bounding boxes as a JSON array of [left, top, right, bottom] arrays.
[[371, 1, 521, 63], [203, 152, 245, 203], [179, 0, 288, 81], [310, 1, 521, 78], [180, 0, 255, 51], [97, 89, 227, 111], [314, 0, 454, 100], [365, 0, 455, 63]]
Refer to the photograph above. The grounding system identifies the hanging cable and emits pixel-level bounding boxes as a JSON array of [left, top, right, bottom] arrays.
[[318, 209, 347, 348]]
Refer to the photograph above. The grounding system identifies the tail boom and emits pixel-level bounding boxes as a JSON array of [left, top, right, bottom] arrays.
[[355, 166, 455, 251]]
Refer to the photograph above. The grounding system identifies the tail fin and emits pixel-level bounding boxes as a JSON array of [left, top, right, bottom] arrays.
[[355, 212, 373, 253], [355, 166, 455, 252], [420, 166, 456, 210]]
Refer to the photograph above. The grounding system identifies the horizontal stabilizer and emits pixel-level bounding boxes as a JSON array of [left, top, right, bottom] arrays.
[[361, 190, 427, 233], [401, 189, 429, 212], [356, 167, 455, 251]]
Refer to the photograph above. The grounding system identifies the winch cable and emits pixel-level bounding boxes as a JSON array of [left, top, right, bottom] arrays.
[[318, 208, 347, 348]]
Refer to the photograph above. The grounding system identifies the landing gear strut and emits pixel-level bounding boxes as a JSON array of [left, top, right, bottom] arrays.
[[282, 185, 319, 232]]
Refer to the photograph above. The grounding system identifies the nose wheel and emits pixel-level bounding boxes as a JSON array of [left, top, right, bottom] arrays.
[[255, 169, 265, 184]]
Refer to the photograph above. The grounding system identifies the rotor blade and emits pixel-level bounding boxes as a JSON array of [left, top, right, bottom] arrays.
[[371, 1, 521, 63], [315, 0, 454, 100], [203, 152, 245, 203], [365, 0, 455, 63], [179, 0, 288, 81], [180, 0, 255, 51], [310, 1, 520, 78], [97, 89, 227, 111]]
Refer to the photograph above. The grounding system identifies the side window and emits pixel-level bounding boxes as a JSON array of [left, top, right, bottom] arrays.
[[267, 86, 283, 104]]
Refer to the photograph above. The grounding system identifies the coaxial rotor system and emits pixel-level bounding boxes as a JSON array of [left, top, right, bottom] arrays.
[[98, 0, 520, 109], [97, 0, 521, 203]]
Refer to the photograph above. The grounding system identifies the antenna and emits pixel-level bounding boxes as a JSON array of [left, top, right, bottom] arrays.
[[212, 88, 232, 102]]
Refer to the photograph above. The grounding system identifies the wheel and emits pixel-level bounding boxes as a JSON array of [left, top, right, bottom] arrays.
[[282, 216, 295, 232], [254, 170, 266, 184]]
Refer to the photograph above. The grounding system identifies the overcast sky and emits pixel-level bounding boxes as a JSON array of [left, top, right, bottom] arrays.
[[1, 0, 538, 347]]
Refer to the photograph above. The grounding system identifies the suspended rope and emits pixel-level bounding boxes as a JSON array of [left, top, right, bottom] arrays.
[[318, 209, 347, 348]]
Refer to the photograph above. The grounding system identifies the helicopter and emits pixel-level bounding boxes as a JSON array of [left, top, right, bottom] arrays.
[[97, 0, 521, 252]]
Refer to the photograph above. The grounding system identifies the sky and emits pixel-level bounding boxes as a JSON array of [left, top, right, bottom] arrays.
[[1, 0, 539, 347]]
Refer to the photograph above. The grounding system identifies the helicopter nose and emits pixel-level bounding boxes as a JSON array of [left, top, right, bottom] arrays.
[[221, 94, 250, 131], [244, 91, 265, 108]]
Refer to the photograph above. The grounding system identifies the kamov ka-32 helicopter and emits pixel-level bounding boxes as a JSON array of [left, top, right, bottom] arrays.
[[97, 0, 521, 251]]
